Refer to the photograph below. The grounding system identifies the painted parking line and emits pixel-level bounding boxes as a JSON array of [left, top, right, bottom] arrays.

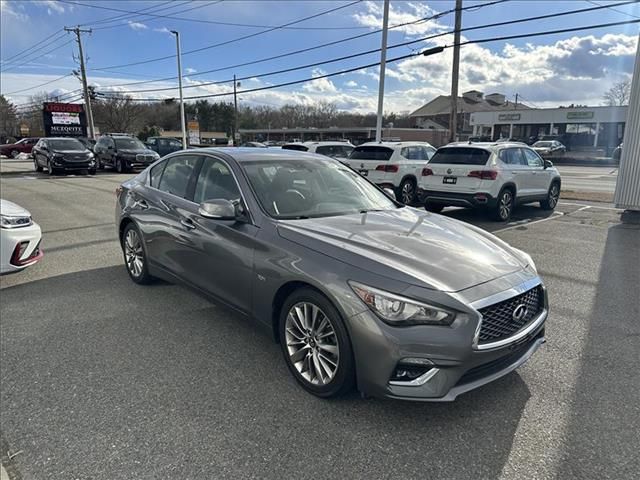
[[559, 201, 621, 211], [494, 211, 565, 233]]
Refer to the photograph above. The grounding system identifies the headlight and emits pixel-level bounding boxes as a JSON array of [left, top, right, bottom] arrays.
[[513, 248, 536, 272], [350, 282, 456, 326], [0, 214, 32, 229], [152, 152, 160, 159], [87, 152, 94, 158]]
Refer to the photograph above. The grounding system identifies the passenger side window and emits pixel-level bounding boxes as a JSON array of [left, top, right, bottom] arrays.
[[194, 158, 241, 204], [147, 138, 157, 146], [157, 155, 199, 199], [499, 148, 526, 166], [400, 147, 411, 159], [523, 149, 544, 168]]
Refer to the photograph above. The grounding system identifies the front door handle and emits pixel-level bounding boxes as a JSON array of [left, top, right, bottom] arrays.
[[181, 218, 196, 230], [135, 199, 149, 210]]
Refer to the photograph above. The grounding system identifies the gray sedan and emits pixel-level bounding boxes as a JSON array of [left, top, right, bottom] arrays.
[[115, 148, 548, 401]]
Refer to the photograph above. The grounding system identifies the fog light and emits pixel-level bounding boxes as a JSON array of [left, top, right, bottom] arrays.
[[390, 358, 434, 382], [10, 241, 29, 265]]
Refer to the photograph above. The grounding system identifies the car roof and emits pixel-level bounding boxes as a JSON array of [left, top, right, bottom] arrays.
[[440, 141, 529, 151], [303, 141, 353, 146], [44, 137, 83, 141], [183, 147, 337, 163], [357, 141, 434, 148]]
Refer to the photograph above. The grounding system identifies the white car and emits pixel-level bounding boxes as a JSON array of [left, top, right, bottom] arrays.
[[1, 199, 43, 274], [345, 141, 437, 204], [282, 141, 355, 161], [417, 142, 562, 221]]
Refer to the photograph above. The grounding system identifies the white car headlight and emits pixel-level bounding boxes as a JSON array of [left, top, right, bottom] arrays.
[[0, 214, 32, 229], [513, 248, 537, 272], [350, 282, 455, 326]]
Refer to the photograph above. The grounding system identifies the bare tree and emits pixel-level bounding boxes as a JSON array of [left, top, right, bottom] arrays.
[[93, 95, 142, 133], [603, 80, 631, 106], [0, 95, 19, 141]]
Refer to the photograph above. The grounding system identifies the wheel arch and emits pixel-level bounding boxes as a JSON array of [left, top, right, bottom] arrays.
[[118, 216, 135, 244], [500, 181, 517, 196]]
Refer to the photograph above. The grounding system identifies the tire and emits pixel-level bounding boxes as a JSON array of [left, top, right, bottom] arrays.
[[47, 160, 56, 176], [492, 187, 514, 221], [279, 288, 355, 398], [425, 202, 444, 213], [121, 223, 153, 284], [116, 157, 124, 173], [34, 159, 43, 172], [540, 182, 560, 211], [88, 168, 96, 175], [97, 158, 104, 170], [398, 178, 417, 205], [10, 150, 19, 158]]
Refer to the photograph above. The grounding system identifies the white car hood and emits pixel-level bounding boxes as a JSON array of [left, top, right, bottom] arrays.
[[0, 199, 31, 217]]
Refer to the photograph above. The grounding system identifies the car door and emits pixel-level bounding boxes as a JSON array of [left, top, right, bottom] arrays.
[[499, 148, 533, 197], [523, 148, 550, 196], [186, 156, 259, 312]]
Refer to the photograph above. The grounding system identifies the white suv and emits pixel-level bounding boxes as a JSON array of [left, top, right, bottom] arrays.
[[417, 142, 561, 221], [345, 141, 436, 204], [282, 141, 354, 160]]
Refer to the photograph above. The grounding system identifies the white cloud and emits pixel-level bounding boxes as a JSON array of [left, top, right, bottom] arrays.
[[185, 67, 197, 74], [345, 80, 358, 87], [0, 0, 28, 21], [42, 0, 65, 14], [128, 21, 148, 31], [352, 0, 447, 37], [153, 27, 172, 35], [302, 68, 338, 93]]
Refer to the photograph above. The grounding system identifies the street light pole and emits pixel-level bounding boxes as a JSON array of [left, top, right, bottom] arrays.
[[171, 30, 187, 150], [233, 74, 240, 146], [375, 0, 390, 143]]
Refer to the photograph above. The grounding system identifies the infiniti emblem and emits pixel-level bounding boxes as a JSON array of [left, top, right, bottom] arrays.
[[512, 304, 528, 321], [447, 168, 453, 174]]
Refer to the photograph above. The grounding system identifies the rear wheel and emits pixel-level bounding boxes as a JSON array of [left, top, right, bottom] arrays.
[[425, 202, 444, 213], [541, 182, 560, 210], [492, 188, 514, 221], [279, 288, 355, 398], [399, 178, 417, 205], [122, 223, 153, 284]]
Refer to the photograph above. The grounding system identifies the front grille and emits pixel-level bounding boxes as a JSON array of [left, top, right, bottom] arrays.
[[478, 285, 544, 344], [136, 154, 154, 163], [67, 154, 89, 162]]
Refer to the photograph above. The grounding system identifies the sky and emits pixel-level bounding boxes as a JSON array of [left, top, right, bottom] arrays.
[[1, 0, 639, 114]]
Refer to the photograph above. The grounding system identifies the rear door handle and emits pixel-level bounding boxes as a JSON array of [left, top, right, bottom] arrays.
[[181, 218, 196, 230], [135, 199, 149, 210]]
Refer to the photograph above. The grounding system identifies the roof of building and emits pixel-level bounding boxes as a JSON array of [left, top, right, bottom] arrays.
[[409, 95, 531, 117]]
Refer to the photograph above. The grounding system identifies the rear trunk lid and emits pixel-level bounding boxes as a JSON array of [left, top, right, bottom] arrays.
[[421, 147, 493, 192]]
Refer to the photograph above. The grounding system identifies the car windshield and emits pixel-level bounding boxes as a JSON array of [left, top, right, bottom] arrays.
[[49, 139, 85, 151], [534, 141, 553, 147], [240, 157, 398, 219], [428, 147, 490, 165], [115, 138, 145, 150]]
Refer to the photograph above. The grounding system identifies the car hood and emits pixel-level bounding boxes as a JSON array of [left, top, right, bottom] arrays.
[[52, 149, 91, 155], [277, 208, 527, 292], [0, 199, 30, 217], [118, 149, 156, 156]]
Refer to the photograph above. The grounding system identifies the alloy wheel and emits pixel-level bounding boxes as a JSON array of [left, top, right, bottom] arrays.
[[401, 181, 415, 204], [499, 190, 512, 220], [285, 302, 340, 386], [548, 184, 559, 208], [124, 229, 144, 278]]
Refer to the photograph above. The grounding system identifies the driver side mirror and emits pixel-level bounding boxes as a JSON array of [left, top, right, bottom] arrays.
[[199, 199, 243, 221], [383, 187, 397, 200], [543, 159, 553, 169]]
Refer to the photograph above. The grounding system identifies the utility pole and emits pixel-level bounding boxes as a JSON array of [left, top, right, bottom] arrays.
[[233, 74, 240, 146], [170, 30, 187, 150], [375, 0, 390, 143], [65, 26, 95, 139], [514, 93, 519, 110], [449, 0, 463, 143]]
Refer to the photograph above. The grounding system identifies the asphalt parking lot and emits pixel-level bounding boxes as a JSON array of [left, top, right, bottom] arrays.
[[1, 159, 638, 479]]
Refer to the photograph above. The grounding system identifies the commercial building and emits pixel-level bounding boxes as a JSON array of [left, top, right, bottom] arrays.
[[409, 90, 530, 135], [470, 105, 627, 154]]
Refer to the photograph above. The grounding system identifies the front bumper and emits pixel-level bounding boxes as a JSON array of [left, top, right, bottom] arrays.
[[346, 276, 548, 401], [418, 189, 497, 208], [0, 222, 43, 274]]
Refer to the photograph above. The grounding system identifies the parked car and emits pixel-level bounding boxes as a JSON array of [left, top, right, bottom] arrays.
[[146, 136, 183, 157], [532, 140, 566, 157], [115, 149, 547, 401], [0, 137, 39, 158], [282, 141, 355, 161], [1, 199, 43, 275], [612, 143, 623, 162], [345, 142, 437, 204], [241, 142, 268, 148], [418, 142, 561, 221], [94, 134, 160, 173], [32, 137, 97, 175], [76, 137, 96, 153]]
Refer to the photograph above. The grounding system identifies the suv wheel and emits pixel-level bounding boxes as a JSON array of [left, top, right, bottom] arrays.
[[425, 202, 444, 213], [541, 182, 560, 210], [116, 158, 124, 173], [279, 288, 355, 398], [399, 178, 417, 205], [122, 223, 153, 284], [493, 188, 514, 221], [47, 160, 56, 176]]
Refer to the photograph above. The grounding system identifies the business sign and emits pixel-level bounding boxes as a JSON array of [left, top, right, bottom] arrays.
[[42, 102, 87, 137], [498, 113, 521, 121], [19, 124, 30, 135], [567, 111, 594, 120], [188, 120, 200, 146]]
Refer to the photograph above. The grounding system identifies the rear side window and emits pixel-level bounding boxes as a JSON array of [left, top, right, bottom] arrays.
[[282, 144, 308, 152], [429, 147, 490, 165], [157, 155, 200, 199], [350, 146, 394, 161], [149, 161, 166, 188], [499, 148, 526, 166]]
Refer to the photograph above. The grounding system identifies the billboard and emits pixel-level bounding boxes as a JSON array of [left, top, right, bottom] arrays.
[[188, 120, 200, 146], [42, 102, 87, 137]]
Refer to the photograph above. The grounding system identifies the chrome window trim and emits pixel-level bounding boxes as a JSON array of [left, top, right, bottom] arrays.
[[470, 276, 544, 351]]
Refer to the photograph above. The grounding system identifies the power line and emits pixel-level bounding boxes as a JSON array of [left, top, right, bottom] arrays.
[[105, 0, 636, 95], [1, 39, 75, 73], [82, 0, 180, 28], [586, 0, 640, 19], [92, 1, 217, 31], [91, 1, 364, 71], [60, 0, 370, 31], [99, 18, 639, 103], [2, 74, 73, 96], [0, 29, 65, 64], [90, 0, 508, 86]]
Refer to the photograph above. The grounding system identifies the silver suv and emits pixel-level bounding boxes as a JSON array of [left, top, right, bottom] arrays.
[[417, 142, 562, 221]]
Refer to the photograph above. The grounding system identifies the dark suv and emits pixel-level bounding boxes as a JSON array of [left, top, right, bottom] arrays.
[[94, 135, 159, 173], [145, 136, 183, 157]]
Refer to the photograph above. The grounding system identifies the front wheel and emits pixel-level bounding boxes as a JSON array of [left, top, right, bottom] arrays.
[[47, 160, 56, 176], [541, 182, 560, 210], [10, 150, 19, 158], [492, 188, 514, 221], [116, 158, 125, 173], [122, 223, 153, 284], [279, 289, 355, 398], [399, 178, 417, 205]]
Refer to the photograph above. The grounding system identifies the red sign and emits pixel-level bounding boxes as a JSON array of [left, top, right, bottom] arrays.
[[43, 102, 84, 113]]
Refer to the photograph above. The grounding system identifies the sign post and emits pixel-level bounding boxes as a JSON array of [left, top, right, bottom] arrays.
[[187, 121, 200, 146]]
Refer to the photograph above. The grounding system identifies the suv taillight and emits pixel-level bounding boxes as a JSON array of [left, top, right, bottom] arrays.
[[468, 170, 498, 180], [375, 164, 399, 173], [422, 168, 433, 176]]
